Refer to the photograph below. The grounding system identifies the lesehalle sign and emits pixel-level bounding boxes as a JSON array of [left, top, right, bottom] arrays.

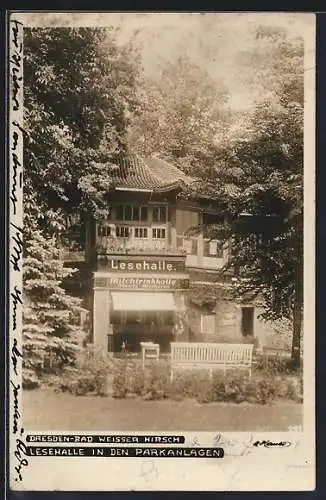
[[107, 257, 185, 273]]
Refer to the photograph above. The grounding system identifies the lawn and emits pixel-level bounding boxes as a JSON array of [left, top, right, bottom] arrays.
[[23, 388, 302, 431]]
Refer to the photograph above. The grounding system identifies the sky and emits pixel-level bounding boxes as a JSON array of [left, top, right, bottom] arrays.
[[20, 12, 315, 110]]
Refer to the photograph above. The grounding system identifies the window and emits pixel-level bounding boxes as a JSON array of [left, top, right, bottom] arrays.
[[140, 206, 148, 221], [64, 213, 85, 251], [191, 239, 198, 255], [126, 311, 142, 324], [115, 205, 148, 222], [116, 226, 130, 238], [177, 236, 198, 255], [110, 310, 123, 325], [124, 205, 132, 221], [204, 239, 224, 258], [152, 228, 166, 239], [241, 306, 254, 337], [134, 227, 148, 238], [97, 225, 111, 237], [176, 209, 199, 234], [143, 311, 159, 325], [201, 313, 216, 334], [116, 205, 124, 220], [153, 205, 167, 223], [203, 212, 224, 227], [133, 206, 140, 221]]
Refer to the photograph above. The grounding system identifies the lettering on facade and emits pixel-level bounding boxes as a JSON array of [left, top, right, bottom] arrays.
[[107, 258, 185, 273], [94, 277, 189, 290]]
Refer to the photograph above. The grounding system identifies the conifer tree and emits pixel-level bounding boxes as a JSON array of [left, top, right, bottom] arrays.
[[23, 230, 86, 386]]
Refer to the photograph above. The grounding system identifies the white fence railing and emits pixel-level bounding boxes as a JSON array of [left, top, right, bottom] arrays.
[[170, 342, 254, 380]]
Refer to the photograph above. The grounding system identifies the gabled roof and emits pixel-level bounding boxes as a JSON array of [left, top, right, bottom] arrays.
[[111, 153, 193, 193]]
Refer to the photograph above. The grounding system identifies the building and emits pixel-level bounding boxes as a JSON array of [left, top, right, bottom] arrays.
[[64, 154, 286, 355]]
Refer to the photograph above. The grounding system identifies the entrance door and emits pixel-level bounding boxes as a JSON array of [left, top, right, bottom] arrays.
[[241, 306, 254, 337]]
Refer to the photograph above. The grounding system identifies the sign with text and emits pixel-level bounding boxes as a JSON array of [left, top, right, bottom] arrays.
[[94, 276, 189, 290], [105, 256, 186, 273]]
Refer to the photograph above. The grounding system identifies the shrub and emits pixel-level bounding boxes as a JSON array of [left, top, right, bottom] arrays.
[[57, 346, 116, 396], [46, 348, 303, 405], [212, 372, 249, 403], [169, 369, 213, 402], [112, 359, 128, 398], [214, 336, 259, 347], [22, 368, 41, 390], [211, 370, 302, 405], [254, 375, 277, 404], [126, 362, 145, 396], [279, 375, 303, 403], [142, 362, 170, 400], [254, 352, 303, 374]]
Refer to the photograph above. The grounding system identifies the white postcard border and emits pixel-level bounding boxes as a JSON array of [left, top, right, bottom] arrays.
[[7, 11, 316, 492]]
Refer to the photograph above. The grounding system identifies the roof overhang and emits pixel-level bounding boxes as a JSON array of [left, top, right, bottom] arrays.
[[115, 187, 153, 193]]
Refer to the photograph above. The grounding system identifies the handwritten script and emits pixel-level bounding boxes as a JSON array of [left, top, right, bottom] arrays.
[[11, 338, 22, 376], [14, 432, 29, 482], [10, 20, 23, 112], [10, 222, 23, 272], [213, 433, 255, 457], [253, 440, 291, 448], [10, 122, 23, 216], [9, 17, 27, 483]]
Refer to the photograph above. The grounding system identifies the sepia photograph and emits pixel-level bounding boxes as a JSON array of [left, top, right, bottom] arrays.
[[8, 11, 315, 491]]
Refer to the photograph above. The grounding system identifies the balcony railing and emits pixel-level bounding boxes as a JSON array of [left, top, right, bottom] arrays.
[[96, 237, 186, 256], [61, 249, 86, 262]]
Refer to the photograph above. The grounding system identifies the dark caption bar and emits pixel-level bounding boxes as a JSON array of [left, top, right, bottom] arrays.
[[26, 434, 185, 444], [26, 446, 224, 458]]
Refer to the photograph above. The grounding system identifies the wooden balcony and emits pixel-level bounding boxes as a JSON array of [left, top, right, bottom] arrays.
[[61, 249, 86, 263], [96, 237, 186, 257]]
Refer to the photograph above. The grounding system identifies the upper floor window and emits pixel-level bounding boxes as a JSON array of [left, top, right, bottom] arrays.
[[97, 225, 111, 237], [177, 236, 198, 255], [203, 212, 225, 228], [204, 239, 224, 258], [152, 228, 166, 239], [115, 205, 148, 222], [152, 205, 167, 223], [116, 226, 130, 238], [134, 227, 148, 238], [64, 212, 85, 251]]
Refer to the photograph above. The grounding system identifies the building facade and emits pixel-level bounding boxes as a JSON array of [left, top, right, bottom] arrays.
[[64, 154, 285, 354]]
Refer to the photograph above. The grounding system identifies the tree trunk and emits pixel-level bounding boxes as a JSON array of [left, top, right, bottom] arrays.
[[291, 238, 303, 367], [291, 285, 302, 368]]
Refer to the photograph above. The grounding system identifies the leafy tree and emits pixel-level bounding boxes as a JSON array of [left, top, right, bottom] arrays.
[[193, 28, 304, 366], [24, 27, 141, 230], [128, 56, 231, 175]]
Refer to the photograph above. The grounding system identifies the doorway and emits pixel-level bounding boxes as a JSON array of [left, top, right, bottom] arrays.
[[241, 306, 254, 337]]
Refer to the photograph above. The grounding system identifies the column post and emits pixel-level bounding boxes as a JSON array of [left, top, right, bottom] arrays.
[[197, 212, 204, 267], [93, 281, 110, 351]]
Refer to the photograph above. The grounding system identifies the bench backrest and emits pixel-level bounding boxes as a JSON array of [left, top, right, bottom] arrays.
[[170, 342, 253, 365]]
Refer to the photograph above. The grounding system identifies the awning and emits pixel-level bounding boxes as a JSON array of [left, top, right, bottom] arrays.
[[111, 292, 176, 312]]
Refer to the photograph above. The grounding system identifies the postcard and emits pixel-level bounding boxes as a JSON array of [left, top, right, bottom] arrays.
[[7, 11, 315, 491]]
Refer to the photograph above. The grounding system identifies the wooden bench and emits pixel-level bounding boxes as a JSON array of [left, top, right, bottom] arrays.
[[170, 342, 254, 381]]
